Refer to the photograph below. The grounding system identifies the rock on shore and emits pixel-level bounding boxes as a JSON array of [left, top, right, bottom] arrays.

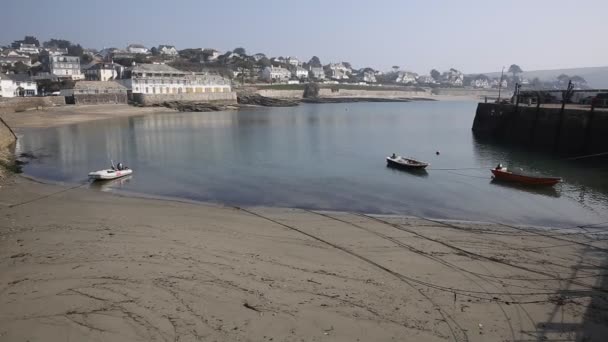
[[237, 94, 299, 107]]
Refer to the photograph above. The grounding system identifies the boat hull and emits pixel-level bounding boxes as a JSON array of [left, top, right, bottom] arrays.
[[88, 169, 133, 181], [491, 169, 561, 186], [386, 157, 429, 170]]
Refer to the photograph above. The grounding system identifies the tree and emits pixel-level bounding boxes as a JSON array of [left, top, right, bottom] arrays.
[[10, 62, 30, 74], [150, 47, 159, 56], [571, 75, 586, 83], [257, 57, 271, 68], [508, 64, 523, 78], [23, 36, 40, 46], [303, 83, 320, 98], [343, 62, 352, 70], [80, 54, 92, 64], [308, 56, 322, 68], [67, 44, 83, 57], [233, 47, 246, 55], [430, 69, 441, 81], [392, 65, 400, 72], [43, 39, 72, 49]]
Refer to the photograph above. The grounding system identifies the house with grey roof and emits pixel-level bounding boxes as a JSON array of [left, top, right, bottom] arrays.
[[0, 73, 37, 97], [127, 44, 149, 54], [0, 51, 31, 67], [117, 63, 233, 104], [158, 45, 178, 56], [85, 63, 125, 81], [61, 81, 128, 104]]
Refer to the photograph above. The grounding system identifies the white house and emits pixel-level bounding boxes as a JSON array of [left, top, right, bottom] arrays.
[[491, 78, 508, 89], [127, 44, 149, 54], [329, 69, 349, 80], [362, 70, 377, 83], [0, 51, 31, 66], [0, 74, 37, 97], [469, 78, 490, 89], [158, 45, 178, 56], [442, 69, 464, 86], [202, 48, 220, 61], [395, 71, 418, 84], [416, 75, 436, 84], [287, 57, 300, 66], [18, 43, 39, 55], [42, 47, 68, 56], [119, 64, 231, 95], [49, 55, 84, 80], [85, 63, 124, 81], [252, 53, 266, 62], [309, 67, 325, 80], [327, 62, 351, 73], [293, 67, 308, 79], [260, 66, 291, 82]]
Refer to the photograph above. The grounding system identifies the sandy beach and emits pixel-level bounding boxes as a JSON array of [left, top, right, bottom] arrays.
[[1, 175, 607, 341], [0, 104, 176, 130], [1, 102, 607, 341]]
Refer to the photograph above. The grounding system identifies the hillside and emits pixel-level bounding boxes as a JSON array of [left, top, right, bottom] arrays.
[[479, 66, 608, 88]]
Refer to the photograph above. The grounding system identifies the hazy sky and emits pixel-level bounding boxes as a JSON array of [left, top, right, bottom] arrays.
[[2, 0, 607, 74]]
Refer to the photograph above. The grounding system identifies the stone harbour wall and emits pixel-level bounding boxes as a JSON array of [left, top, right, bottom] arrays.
[[0, 96, 66, 113], [133, 92, 237, 105], [73, 94, 128, 105], [472, 103, 608, 155]]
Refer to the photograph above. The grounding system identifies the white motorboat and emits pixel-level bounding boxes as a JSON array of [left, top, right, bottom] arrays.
[[88, 161, 133, 181]]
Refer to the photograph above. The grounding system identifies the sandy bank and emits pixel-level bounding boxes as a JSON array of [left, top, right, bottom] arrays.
[[0, 104, 176, 130], [1, 175, 607, 341]]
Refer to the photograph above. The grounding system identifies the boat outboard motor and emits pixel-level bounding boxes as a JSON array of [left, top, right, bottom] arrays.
[[117, 163, 123, 170]]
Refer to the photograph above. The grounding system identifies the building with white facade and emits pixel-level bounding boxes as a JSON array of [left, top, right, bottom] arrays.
[[416, 75, 436, 84], [252, 53, 266, 62], [119, 64, 231, 95], [127, 44, 149, 54], [469, 78, 490, 88], [85, 63, 125, 81], [362, 70, 377, 83], [18, 43, 39, 55], [287, 57, 300, 66], [442, 69, 464, 86], [395, 71, 418, 84], [491, 78, 508, 89], [0, 51, 31, 66], [0, 74, 37, 97], [42, 47, 68, 56], [49, 55, 84, 80], [309, 67, 325, 80], [293, 67, 308, 79], [260, 66, 291, 82], [158, 45, 178, 56], [327, 62, 351, 73], [202, 48, 220, 61]]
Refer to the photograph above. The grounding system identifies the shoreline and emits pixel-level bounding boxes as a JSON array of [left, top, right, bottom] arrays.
[[0, 95, 477, 130], [1, 174, 607, 341]]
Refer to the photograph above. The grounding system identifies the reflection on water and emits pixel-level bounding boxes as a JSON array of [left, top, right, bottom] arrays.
[[89, 175, 133, 192], [16, 101, 608, 228], [489, 179, 561, 198]]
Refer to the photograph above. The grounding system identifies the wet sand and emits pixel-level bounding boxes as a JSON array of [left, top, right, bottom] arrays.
[[1, 175, 607, 341], [0, 104, 175, 130]]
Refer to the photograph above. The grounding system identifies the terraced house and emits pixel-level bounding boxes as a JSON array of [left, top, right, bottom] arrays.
[[119, 64, 231, 96]]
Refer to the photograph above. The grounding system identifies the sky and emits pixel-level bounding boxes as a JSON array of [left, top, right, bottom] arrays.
[[1, 0, 607, 74]]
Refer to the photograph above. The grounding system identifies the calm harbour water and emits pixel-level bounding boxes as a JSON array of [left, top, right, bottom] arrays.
[[17, 101, 608, 228]]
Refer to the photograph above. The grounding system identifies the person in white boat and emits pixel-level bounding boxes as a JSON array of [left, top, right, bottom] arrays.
[[391, 153, 397, 159]]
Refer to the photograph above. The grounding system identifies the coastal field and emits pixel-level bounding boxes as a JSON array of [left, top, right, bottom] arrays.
[[1, 175, 607, 341]]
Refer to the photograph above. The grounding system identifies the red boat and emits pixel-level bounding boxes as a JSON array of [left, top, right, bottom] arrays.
[[491, 167, 562, 186]]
